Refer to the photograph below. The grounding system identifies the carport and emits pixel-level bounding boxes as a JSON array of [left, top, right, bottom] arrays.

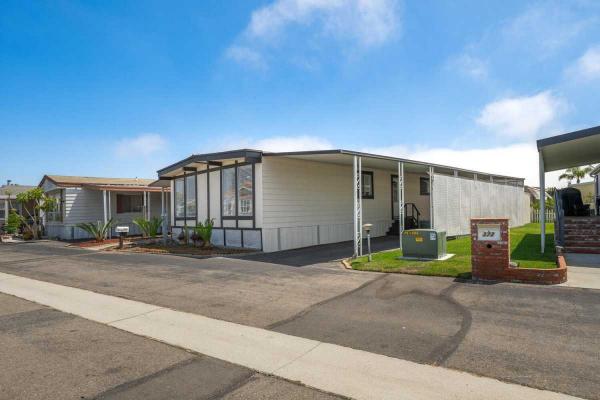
[[537, 125, 600, 252]]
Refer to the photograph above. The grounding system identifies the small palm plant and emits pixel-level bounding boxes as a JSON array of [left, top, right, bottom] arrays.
[[133, 217, 163, 238], [77, 218, 114, 242], [194, 218, 214, 248]]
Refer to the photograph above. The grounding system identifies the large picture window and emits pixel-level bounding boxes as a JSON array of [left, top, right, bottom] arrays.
[[174, 178, 185, 219], [222, 164, 254, 219], [47, 190, 64, 221], [117, 194, 143, 214], [222, 168, 236, 217], [237, 165, 253, 216], [185, 175, 196, 218], [174, 175, 197, 220]]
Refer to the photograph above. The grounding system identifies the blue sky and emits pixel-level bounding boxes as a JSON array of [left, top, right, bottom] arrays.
[[2, 0, 600, 186]]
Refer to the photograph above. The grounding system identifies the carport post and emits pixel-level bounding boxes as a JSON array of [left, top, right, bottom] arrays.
[[398, 162, 404, 250], [539, 151, 546, 253], [147, 191, 151, 219], [352, 155, 363, 258], [429, 166, 434, 229]]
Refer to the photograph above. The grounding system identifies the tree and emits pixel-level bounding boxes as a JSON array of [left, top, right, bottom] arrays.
[[559, 166, 594, 184], [15, 188, 57, 240]]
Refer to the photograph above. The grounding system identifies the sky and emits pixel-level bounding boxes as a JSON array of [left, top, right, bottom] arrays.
[[2, 0, 600, 187]]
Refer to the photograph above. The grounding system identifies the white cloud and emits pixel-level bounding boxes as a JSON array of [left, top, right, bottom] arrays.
[[448, 54, 488, 80], [476, 91, 566, 139], [115, 133, 166, 158], [566, 45, 600, 82], [363, 142, 564, 186], [502, 3, 592, 58], [228, 0, 400, 68], [225, 46, 267, 70]]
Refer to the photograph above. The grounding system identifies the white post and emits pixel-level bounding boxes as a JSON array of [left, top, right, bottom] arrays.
[[358, 157, 363, 256], [398, 162, 404, 250], [107, 192, 112, 239], [143, 191, 147, 220], [147, 191, 151, 219], [103, 190, 107, 226], [4, 199, 8, 222], [353, 156, 363, 258], [429, 166, 434, 229], [539, 152, 546, 253]]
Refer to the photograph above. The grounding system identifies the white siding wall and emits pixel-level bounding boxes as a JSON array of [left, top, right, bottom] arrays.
[[261, 157, 411, 252], [45, 188, 165, 240], [432, 174, 529, 236]]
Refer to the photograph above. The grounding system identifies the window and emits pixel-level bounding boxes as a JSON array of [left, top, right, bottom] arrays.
[[237, 165, 253, 216], [47, 191, 64, 222], [222, 168, 236, 217], [361, 171, 374, 199], [185, 175, 196, 218], [222, 164, 254, 218], [420, 177, 430, 195], [117, 194, 143, 214], [174, 178, 185, 219]]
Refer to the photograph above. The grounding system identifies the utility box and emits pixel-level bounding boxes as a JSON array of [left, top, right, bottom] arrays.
[[401, 229, 447, 260]]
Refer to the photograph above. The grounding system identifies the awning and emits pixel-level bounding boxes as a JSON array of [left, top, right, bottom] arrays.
[[82, 184, 167, 193], [537, 125, 600, 172]]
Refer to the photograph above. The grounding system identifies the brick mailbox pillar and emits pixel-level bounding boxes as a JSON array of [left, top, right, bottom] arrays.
[[471, 218, 510, 281]]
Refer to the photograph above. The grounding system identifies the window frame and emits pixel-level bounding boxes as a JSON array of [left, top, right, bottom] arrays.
[[221, 163, 255, 222], [420, 177, 430, 195], [174, 173, 197, 221], [361, 171, 374, 199]]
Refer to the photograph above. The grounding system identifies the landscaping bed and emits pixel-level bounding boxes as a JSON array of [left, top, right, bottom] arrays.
[[350, 223, 557, 278], [116, 242, 255, 256], [68, 236, 145, 248]]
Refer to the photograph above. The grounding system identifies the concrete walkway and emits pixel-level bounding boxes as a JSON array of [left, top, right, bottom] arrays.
[[563, 253, 600, 290], [0, 271, 580, 400]]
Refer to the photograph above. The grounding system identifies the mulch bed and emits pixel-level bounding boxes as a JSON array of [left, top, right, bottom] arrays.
[[121, 243, 255, 256], [69, 237, 144, 248]]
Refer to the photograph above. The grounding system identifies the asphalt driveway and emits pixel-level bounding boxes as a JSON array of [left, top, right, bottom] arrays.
[[1, 241, 599, 399], [0, 292, 340, 400]]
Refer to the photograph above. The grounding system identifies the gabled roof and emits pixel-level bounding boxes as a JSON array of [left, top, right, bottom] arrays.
[[0, 184, 35, 196], [39, 175, 156, 188]]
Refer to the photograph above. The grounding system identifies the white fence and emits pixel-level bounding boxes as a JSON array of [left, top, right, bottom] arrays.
[[530, 209, 556, 223]]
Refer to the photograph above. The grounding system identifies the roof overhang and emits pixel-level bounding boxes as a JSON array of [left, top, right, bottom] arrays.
[[81, 184, 167, 193], [157, 149, 263, 177], [537, 125, 600, 172], [264, 149, 524, 183]]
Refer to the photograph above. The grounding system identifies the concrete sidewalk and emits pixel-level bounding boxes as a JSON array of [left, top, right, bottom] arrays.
[[0, 271, 580, 400], [563, 253, 600, 290]]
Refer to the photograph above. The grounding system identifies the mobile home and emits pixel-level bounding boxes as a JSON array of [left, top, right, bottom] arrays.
[[39, 175, 170, 240], [156, 149, 529, 253]]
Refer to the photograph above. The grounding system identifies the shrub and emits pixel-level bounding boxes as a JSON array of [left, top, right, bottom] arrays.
[[133, 217, 163, 238], [194, 219, 214, 248], [5, 210, 20, 234], [76, 218, 114, 242]]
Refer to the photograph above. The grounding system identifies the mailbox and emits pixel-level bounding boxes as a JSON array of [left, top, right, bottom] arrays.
[[115, 226, 129, 234], [401, 229, 447, 260]]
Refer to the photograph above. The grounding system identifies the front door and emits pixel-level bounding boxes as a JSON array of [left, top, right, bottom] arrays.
[[391, 175, 399, 220]]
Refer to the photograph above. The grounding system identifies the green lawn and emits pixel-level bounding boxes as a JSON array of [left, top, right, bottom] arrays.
[[351, 223, 556, 278]]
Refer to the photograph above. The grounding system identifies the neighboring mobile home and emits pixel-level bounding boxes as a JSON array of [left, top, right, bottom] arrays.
[[155, 149, 529, 253], [0, 183, 35, 228], [39, 175, 170, 240]]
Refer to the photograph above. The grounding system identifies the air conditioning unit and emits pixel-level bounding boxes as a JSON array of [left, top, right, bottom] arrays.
[[401, 229, 448, 260]]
